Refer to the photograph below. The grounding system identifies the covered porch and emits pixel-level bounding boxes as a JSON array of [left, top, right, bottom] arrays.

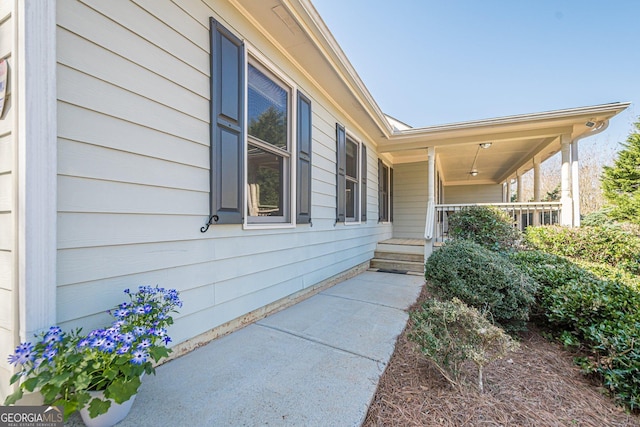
[[377, 103, 630, 260]]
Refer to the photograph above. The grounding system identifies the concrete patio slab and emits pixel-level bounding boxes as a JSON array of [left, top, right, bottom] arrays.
[[65, 270, 424, 427]]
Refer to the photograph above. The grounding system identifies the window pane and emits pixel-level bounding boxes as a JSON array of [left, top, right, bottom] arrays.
[[346, 139, 358, 179], [248, 144, 283, 217], [346, 180, 358, 219], [248, 64, 288, 149]]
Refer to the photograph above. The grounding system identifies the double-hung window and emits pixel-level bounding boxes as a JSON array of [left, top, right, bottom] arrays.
[[378, 160, 393, 222], [206, 18, 312, 230], [247, 62, 291, 223], [336, 124, 367, 224]]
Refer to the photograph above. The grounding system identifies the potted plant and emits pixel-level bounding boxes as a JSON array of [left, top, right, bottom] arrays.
[[4, 285, 182, 426]]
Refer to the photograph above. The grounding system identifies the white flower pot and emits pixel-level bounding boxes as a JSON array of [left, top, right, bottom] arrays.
[[79, 390, 137, 427]]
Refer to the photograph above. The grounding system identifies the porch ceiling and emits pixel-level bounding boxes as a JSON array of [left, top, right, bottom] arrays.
[[380, 103, 630, 185]]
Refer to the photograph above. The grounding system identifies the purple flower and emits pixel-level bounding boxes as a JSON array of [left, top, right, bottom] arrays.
[[77, 338, 90, 348], [7, 343, 35, 365], [48, 326, 62, 335], [143, 304, 153, 314], [137, 339, 151, 349], [132, 326, 146, 337], [162, 336, 172, 345], [121, 332, 135, 345], [43, 348, 58, 361], [113, 309, 129, 318], [130, 350, 148, 365], [43, 332, 63, 344], [116, 345, 130, 355], [133, 306, 146, 315], [99, 339, 116, 353]]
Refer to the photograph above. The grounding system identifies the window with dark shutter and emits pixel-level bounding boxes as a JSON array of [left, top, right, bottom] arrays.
[[361, 144, 367, 222], [203, 18, 245, 230], [335, 123, 346, 223], [390, 167, 394, 222], [296, 93, 312, 224]]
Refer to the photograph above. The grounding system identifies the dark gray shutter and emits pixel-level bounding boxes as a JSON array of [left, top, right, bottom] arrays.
[[207, 17, 244, 228], [296, 93, 312, 224], [336, 123, 346, 223], [378, 159, 384, 221], [360, 144, 367, 222], [390, 167, 394, 222]]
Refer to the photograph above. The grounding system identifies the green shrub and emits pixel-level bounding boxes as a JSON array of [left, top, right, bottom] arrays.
[[425, 239, 537, 332], [546, 280, 640, 336], [581, 208, 615, 226], [525, 225, 640, 274], [573, 259, 640, 292], [509, 250, 601, 318], [577, 322, 640, 411], [409, 297, 517, 392], [447, 206, 522, 252]]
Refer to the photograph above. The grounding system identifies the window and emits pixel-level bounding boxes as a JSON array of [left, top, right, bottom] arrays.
[[345, 137, 359, 220], [378, 160, 393, 222], [207, 18, 312, 230], [247, 62, 290, 223], [336, 124, 367, 223]]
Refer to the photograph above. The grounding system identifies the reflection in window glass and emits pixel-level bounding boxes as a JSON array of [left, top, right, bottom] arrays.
[[247, 144, 283, 217], [248, 64, 288, 149], [346, 139, 357, 179]]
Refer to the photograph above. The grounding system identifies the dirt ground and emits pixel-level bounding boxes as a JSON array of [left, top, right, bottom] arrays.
[[364, 287, 640, 427]]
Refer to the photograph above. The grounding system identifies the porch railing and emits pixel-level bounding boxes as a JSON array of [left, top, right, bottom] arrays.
[[434, 202, 562, 242]]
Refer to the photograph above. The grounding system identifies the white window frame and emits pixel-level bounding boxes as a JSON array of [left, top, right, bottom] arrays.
[[344, 131, 362, 225], [244, 45, 297, 229]]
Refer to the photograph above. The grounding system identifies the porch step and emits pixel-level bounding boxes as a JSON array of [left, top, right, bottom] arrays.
[[370, 258, 424, 273], [371, 238, 425, 273], [373, 250, 423, 263]]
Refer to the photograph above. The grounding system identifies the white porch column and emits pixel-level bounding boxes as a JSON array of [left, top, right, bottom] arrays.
[[17, 0, 58, 340], [571, 141, 580, 227], [516, 172, 523, 202], [533, 158, 541, 225], [506, 179, 513, 202], [560, 134, 573, 226], [424, 147, 436, 260]]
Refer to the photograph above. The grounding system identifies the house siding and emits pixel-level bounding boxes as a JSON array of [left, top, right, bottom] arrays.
[[444, 184, 503, 204], [393, 162, 428, 239], [0, 0, 15, 402], [55, 0, 391, 346]]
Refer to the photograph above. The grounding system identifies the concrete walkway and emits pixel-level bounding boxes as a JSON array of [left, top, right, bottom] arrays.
[[70, 270, 424, 426]]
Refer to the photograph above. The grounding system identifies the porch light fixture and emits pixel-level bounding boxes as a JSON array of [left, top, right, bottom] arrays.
[[469, 170, 479, 177], [479, 142, 492, 149]]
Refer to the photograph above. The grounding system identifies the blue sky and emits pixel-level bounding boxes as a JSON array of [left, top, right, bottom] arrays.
[[311, 1, 639, 154]]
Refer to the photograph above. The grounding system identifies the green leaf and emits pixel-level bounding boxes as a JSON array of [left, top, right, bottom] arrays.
[[106, 377, 141, 404], [74, 371, 92, 391], [3, 388, 23, 405], [88, 396, 112, 418]]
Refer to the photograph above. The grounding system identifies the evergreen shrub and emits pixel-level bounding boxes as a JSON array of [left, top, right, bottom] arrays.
[[425, 239, 537, 332]]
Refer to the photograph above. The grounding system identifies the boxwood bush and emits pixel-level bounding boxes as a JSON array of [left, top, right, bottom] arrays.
[[525, 225, 640, 274], [425, 239, 537, 332], [447, 206, 522, 252]]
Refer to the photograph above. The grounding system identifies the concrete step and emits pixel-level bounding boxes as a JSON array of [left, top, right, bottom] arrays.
[[373, 251, 423, 263], [376, 243, 423, 255], [370, 259, 424, 273]]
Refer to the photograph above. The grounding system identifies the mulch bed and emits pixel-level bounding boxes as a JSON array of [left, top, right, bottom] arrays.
[[364, 286, 640, 427]]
